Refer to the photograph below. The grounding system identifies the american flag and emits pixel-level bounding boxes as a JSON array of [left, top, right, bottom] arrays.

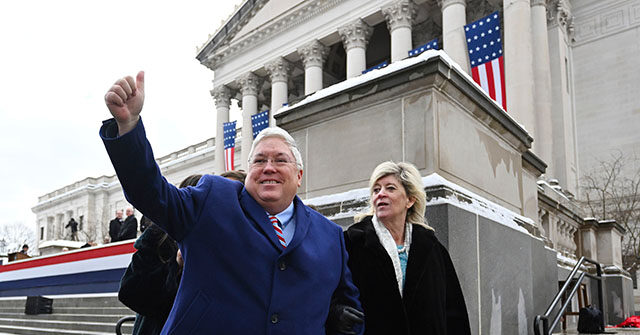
[[251, 110, 269, 138], [408, 38, 439, 57], [223, 121, 237, 171], [465, 11, 506, 110]]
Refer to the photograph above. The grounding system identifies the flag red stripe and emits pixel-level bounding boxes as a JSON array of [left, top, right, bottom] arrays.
[[485, 60, 496, 100], [499, 56, 507, 111], [471, 67, 480, 85]]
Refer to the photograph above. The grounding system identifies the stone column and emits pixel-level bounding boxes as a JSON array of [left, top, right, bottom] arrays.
[[504, 0, 536, 142], [338, 19, 373, 79], [211, 85, 232, 174], [382, 0, 416, 63], [265, 57, 290, 126], [298, 40, 329, 95], [238, 72, 260, 169], [440, 0, 469, 73], [531, 0, 553, 172]]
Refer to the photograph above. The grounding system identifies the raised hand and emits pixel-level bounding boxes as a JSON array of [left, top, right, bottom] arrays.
[[104, 71, 145, 136]]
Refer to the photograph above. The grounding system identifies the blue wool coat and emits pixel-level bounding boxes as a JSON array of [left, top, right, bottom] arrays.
[[100, 119, 362, 335]]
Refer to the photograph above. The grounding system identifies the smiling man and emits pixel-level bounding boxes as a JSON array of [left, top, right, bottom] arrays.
[[99, 71, 363, 335]]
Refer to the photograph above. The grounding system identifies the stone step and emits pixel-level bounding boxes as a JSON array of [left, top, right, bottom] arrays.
[[0, 312, 132, 323], [0, 306, 131, 315], [0, 317, 133, 333], [0, 323, 129, 335], [0, 294, 123, 308], [49, 307, 132, 315]]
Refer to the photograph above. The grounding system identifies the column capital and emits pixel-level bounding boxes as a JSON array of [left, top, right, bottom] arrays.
[[382, 0, 416, 32], [298, 40, 329, 69], [338, 19, 373, 51], [210, 85, 232, 108], [238, 72, 260, 97], [547, 0, 574, 36], [437, 0, 466, 11], [265, 57, 291, 83]]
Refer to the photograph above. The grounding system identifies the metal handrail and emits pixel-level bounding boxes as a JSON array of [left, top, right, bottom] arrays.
[[533, 256, 603, 335], [115, 315, 136, 335]]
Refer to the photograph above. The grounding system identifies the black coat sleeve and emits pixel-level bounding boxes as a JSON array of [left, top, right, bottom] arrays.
[[118, 226, 180, 318]]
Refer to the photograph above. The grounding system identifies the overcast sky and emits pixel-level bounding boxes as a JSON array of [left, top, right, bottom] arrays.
[[0, 0, 242, 231]]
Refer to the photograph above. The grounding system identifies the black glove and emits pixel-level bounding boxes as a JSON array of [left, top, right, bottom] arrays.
[[327, 304, 364, 335]]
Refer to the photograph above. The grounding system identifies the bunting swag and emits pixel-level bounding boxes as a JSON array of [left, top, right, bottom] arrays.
[[408, 38, 439, 57], [223, 121, 237, 171], [465, 11, 507, 111], [251, 110, 269, 139]]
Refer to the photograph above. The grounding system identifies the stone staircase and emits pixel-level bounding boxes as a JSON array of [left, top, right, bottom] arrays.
[[0, 293, 135, 335]]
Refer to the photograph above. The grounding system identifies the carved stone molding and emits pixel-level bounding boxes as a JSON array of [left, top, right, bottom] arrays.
[[202, 0, 343, 70], [547, 0, 574, 36], [437, 0, 466, 11], [210, 85, 232, 108], [338, 19, 374, 51], [572, 0, 640, 46], [382, 0, 417, 32], [238, 72, 261, 96], [298, 40, 329, 69], [265, 57, 291, 83]]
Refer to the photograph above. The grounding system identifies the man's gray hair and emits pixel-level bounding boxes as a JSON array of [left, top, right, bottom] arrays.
[[248, 127, 304, 170]]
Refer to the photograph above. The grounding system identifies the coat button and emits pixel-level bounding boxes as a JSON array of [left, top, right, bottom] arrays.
[[271, 313, 279, 324], [279, 261, 286, 271]]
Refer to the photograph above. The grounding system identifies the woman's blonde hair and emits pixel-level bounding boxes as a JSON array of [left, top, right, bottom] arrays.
[[355, 161, 432, 229]]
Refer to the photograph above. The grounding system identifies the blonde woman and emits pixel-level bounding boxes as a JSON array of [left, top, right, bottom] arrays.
[[345, 161, 470, 334]]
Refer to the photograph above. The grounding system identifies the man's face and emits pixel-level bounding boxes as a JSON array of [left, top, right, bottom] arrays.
[[116, 211, 123, 219], [125, 208, 133, 217], [245, 137, 303, 214]]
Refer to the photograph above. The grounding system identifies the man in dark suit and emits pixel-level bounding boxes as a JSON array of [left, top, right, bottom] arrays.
[[117, 208, 138, 241], [108, 210, 124, 242], [101, 71, 363, 334]]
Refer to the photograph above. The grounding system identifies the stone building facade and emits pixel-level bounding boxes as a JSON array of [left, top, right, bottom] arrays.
[[32, 0, 640, 332]]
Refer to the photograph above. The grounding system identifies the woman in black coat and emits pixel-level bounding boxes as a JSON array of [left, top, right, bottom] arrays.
[[345, 161, 471, 335], [118, 174, 201, 335]]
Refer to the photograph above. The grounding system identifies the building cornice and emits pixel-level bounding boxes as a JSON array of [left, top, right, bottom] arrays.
[[199, 0, 344, 71], [196, 0, 270, 64], [571, 0, 640, 46]]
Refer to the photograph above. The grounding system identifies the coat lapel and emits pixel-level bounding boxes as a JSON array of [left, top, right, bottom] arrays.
[[403, 226, 436, 308], [281, 196, 310, 253], [239, 188, 284, 251], [361, 219, 402, 298]]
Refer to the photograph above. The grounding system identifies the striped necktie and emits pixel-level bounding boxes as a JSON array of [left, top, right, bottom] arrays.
[[270, 216, 286, 248]]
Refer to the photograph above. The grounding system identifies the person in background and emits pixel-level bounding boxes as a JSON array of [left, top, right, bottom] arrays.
[[118, 208, 138, 241], [109, 210, 124, 242], [20, 244, 29, 255], [119, 174, 201, 335], [66, 218, 79, 241], [220, 170, 247, 184], [345, 161, 470, 335]]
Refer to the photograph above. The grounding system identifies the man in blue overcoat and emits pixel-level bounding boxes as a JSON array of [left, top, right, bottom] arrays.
[[101, 71, 363, 334]]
